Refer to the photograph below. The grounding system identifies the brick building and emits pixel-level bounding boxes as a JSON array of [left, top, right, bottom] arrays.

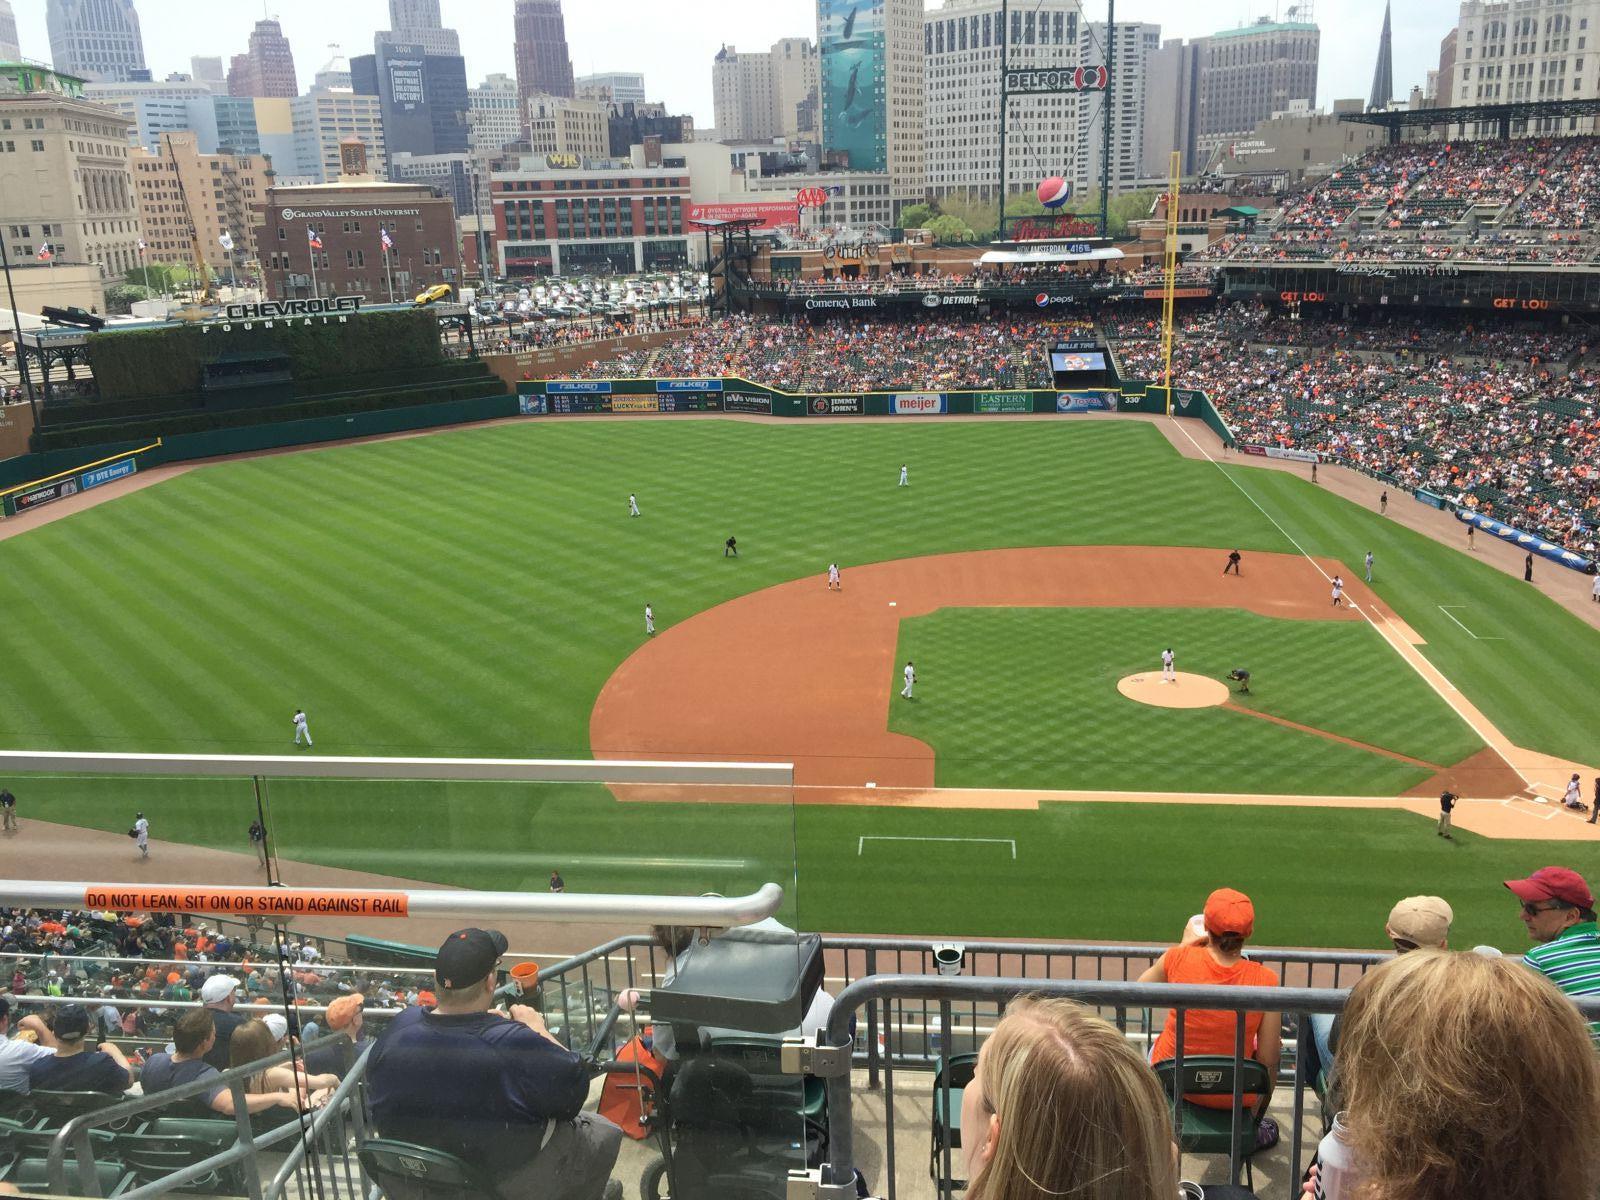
[[254, 180, 462, 302], [130, 131, 269, 277]]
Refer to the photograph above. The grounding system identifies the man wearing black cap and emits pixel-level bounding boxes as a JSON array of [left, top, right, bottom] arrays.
[[366, 928, 623, 1200], [25, 1004, 132, 1094]]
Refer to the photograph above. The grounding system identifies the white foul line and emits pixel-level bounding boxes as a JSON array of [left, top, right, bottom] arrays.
[[1164, 416, 1526, 786], [858, 835, 1017, 859], [1438, 605, 1504, 641]]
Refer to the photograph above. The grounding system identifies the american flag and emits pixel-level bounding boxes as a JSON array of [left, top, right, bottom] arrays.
[[36, 243, 52, 261], [307, 227, 323, 250], [136, 238, 146, 253], [218, 230, 234, 252], [380, 226, 393, 252]]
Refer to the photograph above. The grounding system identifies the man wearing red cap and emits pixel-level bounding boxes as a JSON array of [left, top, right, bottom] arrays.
[[1507, 868, 1600, 1033], [1138, 888, 1282, 1136]]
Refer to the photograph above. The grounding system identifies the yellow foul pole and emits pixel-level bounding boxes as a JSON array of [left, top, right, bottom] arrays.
[[1160, 149, 1181, 416]]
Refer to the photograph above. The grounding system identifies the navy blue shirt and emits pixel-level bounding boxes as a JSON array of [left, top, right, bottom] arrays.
[[139, 1053, 225, 1107], [26, 1050, 130, 1095], [366, 1007, 588, 1176]]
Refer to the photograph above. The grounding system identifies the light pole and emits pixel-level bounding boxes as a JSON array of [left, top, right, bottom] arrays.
[[0, 233, 39, 427]]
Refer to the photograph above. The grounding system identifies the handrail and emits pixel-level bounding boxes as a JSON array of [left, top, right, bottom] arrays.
[[0, 880, 787, 927], [0, 748, 793, 785], [264, 1042, 375, 1200], [45, 1031, 357, 1199]]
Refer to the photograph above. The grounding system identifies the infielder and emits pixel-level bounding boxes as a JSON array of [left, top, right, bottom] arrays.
[[133, 812, 149, 858], [645, 603, 655, 635], [1364, 550, 1375, 583], [293, 709, 312, 747], [901, 661, 915, 699], [1331, 576, 1344, 607], [628, 493, 640, 517], [898, 463, 908, 487], [827, 563, 841, 591], [1161, 648, 1175, 683]]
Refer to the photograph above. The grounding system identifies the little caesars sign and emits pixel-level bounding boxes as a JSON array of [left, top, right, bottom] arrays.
[[206, 295, 362, 334]]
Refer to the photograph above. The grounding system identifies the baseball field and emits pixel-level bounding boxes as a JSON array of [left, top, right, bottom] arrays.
[[2, 415, 1597, 950]]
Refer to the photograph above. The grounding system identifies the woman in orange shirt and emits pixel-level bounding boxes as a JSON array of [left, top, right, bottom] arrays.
[[1139, 888, 1281, 1132]]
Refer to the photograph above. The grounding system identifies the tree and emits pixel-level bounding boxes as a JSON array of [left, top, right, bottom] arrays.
[[898, 202, 936, 229], [124, 261, 186, 294], [104, 284, 151, 315], [924, 214, 976, 244], [937, 193, 1000, 242]]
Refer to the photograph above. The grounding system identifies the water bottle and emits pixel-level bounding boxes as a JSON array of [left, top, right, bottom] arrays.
[[1314, 1112, 1361, 1200]]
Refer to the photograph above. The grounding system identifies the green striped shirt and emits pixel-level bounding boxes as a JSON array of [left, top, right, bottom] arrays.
[[1524, 921, 1600, 1038]]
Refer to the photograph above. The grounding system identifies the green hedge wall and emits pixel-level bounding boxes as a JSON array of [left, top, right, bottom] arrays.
[[33, 378, 508, 453], [84, 310, 446, 401]]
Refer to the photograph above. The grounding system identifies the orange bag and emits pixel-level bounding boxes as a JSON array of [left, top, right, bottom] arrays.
[[598, 1029, 667, 1140]]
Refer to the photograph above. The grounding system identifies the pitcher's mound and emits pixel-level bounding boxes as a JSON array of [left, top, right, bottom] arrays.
[[1118, 671, 1230, 710]]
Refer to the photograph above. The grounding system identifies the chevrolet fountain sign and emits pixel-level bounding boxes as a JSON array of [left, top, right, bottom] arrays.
[[205, 294, 363, 333]]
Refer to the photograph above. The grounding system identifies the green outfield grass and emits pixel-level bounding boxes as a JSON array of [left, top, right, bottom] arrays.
[[888, 608, 1483, 793], [1, 417, 1597, 945]]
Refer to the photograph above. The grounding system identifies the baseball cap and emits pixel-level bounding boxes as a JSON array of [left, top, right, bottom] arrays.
[[53, 1003, 90, 1039], [1385, 896, 1453, 948], [262, 1013, 289, 1042], [435, 928, 508, 989], [325, 993, 364, 1031], [1504, 867, 1595, 909], [1203, 888, 1255, 938], [199, 974, 241, 1004]]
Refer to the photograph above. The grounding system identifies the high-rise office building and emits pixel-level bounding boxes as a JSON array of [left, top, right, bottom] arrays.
[[523, 94, 609, 160], [712, 46, 777, 141], [469, 73, 523, 156], [352, 41, 469, 158], [382, 0, 460, 58], [130, 130, 268, 273], [190, 56, 225, 88], [1142, 37, 1202, 176], [1452, 0, 1600, 133], [773, 38, 820, 140], [83, 76, 212, 151], [818, 0, 924, 209], [47, 0, 148, 83], [576, 72, 647, 105], [290, 89, 387, 183], [314, 46, 352, 92], [0, 2, 20, 63], [228, 19, 298, 99], [514, 0, 575, 107], [1369, 0, 1394, 109], [1074, 20, 1161, 197], [1192, 18, 1320, 161], [924, 0, 1080, 200]]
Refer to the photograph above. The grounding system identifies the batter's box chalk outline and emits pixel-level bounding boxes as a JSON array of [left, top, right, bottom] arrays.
[[857, 835, 1017, 859], [1437, 605, 1504, 641]]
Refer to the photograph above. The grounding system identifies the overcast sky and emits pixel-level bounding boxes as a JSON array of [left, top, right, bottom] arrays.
[[13, 0, 1459, 126]]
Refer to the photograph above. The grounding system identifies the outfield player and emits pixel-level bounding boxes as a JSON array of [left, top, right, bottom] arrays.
[[827, 563, 841, 591], [724, 535, 738, 557], [293, 709, 312, 747], [133, 812, 149, 858], [901, 661, 915, 699], [645, 604, 655, 635], [1365, 550, 1375, 582], [898, 463, 908, 487], [1161, 648, 1175, 683], [1380, 490, 1388, 514], [628, 493, 640, 517], [1331, 576, 1345, 607]]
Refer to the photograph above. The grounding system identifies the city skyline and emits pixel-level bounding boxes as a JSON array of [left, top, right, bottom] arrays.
[[11, 0, 1462, 128]]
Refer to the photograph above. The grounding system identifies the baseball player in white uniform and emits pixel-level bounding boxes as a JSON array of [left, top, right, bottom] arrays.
[[1331, 576, 1345, 607], [1591, 575, 1599, 604], [628, 493, 640, 517], [898, 464, 908, 487], [1565, 774, 1585, 810], [1161, 648, 1175, 683], [133, 812, 149, 858], [901, 661, 915, 699], [293, 709, 312, 747], [645, 604, 655, 635], [827, 563, 841, 591], [1364, 551, 1374, 582]]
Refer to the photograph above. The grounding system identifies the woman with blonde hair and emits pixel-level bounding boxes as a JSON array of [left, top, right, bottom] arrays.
[[962, 994, 1178, 1200], [228, 1018, 338, 1106], [1320, 948, 1600, 1200]]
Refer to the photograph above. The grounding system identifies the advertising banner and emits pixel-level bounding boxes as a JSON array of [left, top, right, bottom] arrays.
[[1456, 511, 1597, 574], [974, 391, 1033, 413], [892, 393, 947, 415], [801, 296, 880, 312], [611, 397, 661, 413], [80, 458, 136, 490], [11, 476, 80, 512], [1141, 287, 1214, 300], [517, 394, 548, 415], [723, 393, 774, 414], [819, 0, 886, 172], [686, 202, 801, 230], [1055, 391, 1116, 413], [547, 380, 611, 394], [656, 395, 721, 413], [656, 379, 724, 392], [809, 395, 864, 415], [1239, 444, 1320, 463], [549, 395, 609, 413]]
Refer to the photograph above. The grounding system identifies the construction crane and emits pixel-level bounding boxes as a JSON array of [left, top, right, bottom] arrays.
[[162, 133, 213, 305]]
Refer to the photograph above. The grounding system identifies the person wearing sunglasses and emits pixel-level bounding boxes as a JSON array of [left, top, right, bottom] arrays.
[[1507, 867, 1600, 1037]]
